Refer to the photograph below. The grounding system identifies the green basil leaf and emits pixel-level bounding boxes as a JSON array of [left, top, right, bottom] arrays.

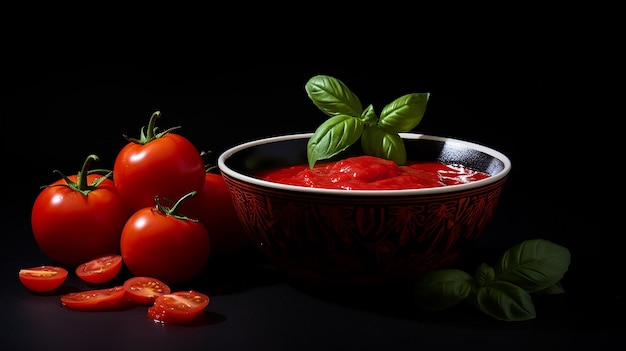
[[494, 239, 571, 293], [305, 75, 363, 118], [307, 114, 364, 168], [414, 269, 475, 311], [534, 281, 565, 294], [361, 126, 407, 165], [475, 280, 537, 321], [360, 104, 378, 124], [474, 262, 495, 287], [379, 93, 430, 133]]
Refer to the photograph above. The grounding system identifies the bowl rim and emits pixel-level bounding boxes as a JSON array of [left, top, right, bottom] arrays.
[[218, 132, 512, 196]]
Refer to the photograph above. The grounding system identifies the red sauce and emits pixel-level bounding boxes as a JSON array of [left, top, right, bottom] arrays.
[[255, 155, 491, 190]]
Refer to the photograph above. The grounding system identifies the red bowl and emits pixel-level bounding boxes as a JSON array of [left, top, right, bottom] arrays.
[[218, 133, 512, 286]]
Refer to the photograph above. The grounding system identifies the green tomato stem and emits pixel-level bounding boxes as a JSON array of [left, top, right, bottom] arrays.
[[75, 154, 98, 191], [154, 191, 199, 222], [144, 110, 161, 141], [123, 110, 182, 144], [48, 154, 111, 196]]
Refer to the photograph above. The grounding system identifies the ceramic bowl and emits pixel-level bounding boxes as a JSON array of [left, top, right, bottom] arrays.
[[218, 133, 511, 286]]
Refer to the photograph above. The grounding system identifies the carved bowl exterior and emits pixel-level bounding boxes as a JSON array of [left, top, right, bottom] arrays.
[[218, 133, 511, 285]]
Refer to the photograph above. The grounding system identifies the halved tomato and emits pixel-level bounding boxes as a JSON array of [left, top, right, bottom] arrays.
[[60, 286, 129, 311], [75, 254, 123, 284], [147, 290, 210, 324], [19, 266, 68, 292], [123, 276, 171, 306]]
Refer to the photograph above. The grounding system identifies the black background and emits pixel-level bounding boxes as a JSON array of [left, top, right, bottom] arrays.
[[1, 13, 621, 350]]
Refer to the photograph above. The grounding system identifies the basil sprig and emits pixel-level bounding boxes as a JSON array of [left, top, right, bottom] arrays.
[[414, 239, 571, 321], [305, 75, 430, 168]]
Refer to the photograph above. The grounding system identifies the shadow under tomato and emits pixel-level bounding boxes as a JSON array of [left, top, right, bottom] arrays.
[[28, 284, 82, 297], [149, 311, 226, 327], [59, 299, 139, 312]]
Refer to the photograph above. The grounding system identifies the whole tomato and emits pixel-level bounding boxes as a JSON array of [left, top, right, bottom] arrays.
[[179, 151, 251, 257], [31, 155, 132, 268], [113, 111, 205, 212], [120, 191, 211, 285]]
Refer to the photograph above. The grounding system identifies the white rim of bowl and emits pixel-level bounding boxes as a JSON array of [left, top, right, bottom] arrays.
[[218, 132, 512, 196]]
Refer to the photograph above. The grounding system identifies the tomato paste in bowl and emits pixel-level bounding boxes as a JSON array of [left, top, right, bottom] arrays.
[[218, 132, 511, 285], [255, 155, 491, 190], [220, 133, 510, 196]]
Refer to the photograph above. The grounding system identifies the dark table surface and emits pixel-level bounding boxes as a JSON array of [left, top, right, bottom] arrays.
[[2, 60, 621, 350]]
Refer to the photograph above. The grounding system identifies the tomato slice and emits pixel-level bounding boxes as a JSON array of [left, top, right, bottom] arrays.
[[75, 254, 123, 284], [60, 286, 129, 311], [18, 266, 68, 292], [147, 290, 210, 324], [123, 276, 171, 306]]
